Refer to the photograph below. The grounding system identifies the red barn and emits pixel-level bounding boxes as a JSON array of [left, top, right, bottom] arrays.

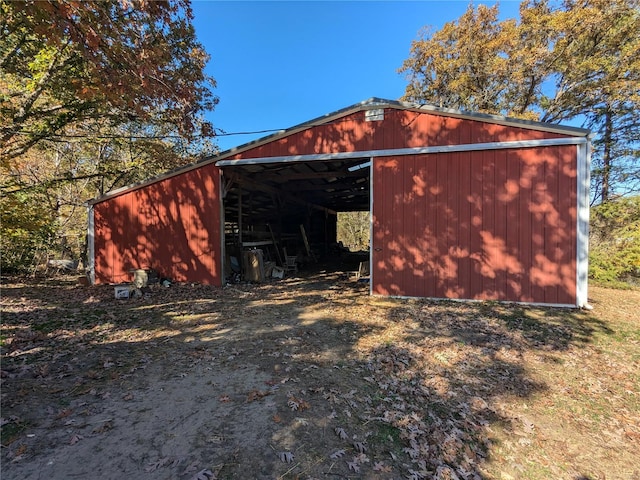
[[88, 98, 591, 307]]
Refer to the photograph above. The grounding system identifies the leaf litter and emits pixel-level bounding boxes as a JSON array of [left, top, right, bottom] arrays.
[[1, 276, 639, 479]]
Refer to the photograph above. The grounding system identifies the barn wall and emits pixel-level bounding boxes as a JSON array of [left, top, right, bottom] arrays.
[[230, 109, 566, 159], [93, 164, 222, 285], [372, 145, 578, 305]]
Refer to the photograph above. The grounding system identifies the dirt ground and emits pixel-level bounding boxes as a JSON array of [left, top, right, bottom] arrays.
[[1, 271, 639, 479]]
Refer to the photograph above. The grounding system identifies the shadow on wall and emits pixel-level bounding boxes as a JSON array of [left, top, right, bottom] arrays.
[[229, 108, 579, 305], [93, 107, 579, 302], [93, 163, 221, 285], [371, 122, 578, 305], [231, 109, 560, 160]]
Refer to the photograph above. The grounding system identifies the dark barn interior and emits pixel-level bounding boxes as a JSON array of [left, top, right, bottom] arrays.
[[220, 156, 372, 282]]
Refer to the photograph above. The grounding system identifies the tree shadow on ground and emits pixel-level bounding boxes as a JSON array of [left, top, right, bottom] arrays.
[[0, 274, 618, 479]]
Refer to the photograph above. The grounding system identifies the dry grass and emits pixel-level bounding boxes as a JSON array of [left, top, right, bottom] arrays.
[[1, 275, 638, 479]]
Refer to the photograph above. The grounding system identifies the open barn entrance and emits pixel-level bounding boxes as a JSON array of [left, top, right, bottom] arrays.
[[219, 158, 371, 285]]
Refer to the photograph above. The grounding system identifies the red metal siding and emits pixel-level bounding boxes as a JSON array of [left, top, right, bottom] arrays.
[[372, 145, 577, 305], [231, 109, 566, 159], [93, 164, 222, 285]]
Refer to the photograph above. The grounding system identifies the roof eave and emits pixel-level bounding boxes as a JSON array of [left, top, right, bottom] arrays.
[[379, 98, 591, 137]]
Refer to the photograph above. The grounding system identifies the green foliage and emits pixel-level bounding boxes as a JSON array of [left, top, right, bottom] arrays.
[[0, 0, 218, 273], [0, 191, 55, 272], [589, 196, 640, 285], [1, 0, 218, 162], [337, 211, 370, 251]]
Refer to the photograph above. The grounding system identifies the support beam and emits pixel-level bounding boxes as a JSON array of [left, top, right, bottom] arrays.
[[285, 182, 366, 192], [259, 170, 368, 181], [227, 170, 337, 216]]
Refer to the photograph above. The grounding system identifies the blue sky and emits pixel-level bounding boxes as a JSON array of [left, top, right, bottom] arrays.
[[191, 1, 522, 152]]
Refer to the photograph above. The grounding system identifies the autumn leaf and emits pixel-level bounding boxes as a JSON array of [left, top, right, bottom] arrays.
[[287, 395, 310, 411], [246, 389, 270, 403], [330, 449, 346, 459], [182, 461, 200, 475], [278, 451, 294, 463], [522, 417, 535, 434], [334, 427, 348, 440], [189, 469, 217, 480], [353, 441, 367, 453], [353, 452, 369, 464], [91, 420, 113, 434], [55, 408, 73, 420], [145, 457, 172, 473], [373, 461, 392, 472], [347, 460, 360, 473]]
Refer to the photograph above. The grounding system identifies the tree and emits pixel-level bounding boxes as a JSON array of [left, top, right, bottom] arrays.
[[1, 0, 218, 163], [399, 0, 640, 204], [337, 211, 370, 251], [401, 5, 527, 116], [0, 0, 218, 272], [589, 195, 640, 284]]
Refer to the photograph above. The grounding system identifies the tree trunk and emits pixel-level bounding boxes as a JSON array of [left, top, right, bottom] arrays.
[[601, 107, 613, 203]]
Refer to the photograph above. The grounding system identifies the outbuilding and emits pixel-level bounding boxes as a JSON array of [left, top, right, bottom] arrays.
[[88, 98, 591, 307]]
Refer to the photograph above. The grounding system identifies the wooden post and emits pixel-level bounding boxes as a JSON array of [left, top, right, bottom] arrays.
[[237, 188, 243, 246], [300, 224, 316, 262], [267, 223, 283, 266]]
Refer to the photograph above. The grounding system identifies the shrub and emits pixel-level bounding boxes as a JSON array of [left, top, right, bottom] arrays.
[[589, 196, 640, 285], [0, 193, 55, 273]]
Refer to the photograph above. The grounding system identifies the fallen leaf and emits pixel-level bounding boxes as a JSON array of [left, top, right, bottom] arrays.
[[335, 427, 348, 440], [246, 389, 270, 403], [287, 395, 310, 411], [145, 457, 171, 472], [347, 460, 360, 473], [354, 453, 370, 463], [353, 441, 367, 453], [522, 417, 535, 434], [69, 434, 83, 445], [189, 468, 216, 480], [92, 420, 113, 434], [330, 449, 346, 459], [278, 451, 294, 463], [373, 461, 392, 472], [15, 444, 27, 456], [182, 461, 200, 475], [55, 409, 73, 420], [272, 414, 282, 423], [218, 395, 231, 403]]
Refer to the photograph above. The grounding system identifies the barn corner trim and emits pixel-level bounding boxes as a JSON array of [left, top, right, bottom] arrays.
[[576, 140, 592, 308], [87, 203, 95, 285]]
